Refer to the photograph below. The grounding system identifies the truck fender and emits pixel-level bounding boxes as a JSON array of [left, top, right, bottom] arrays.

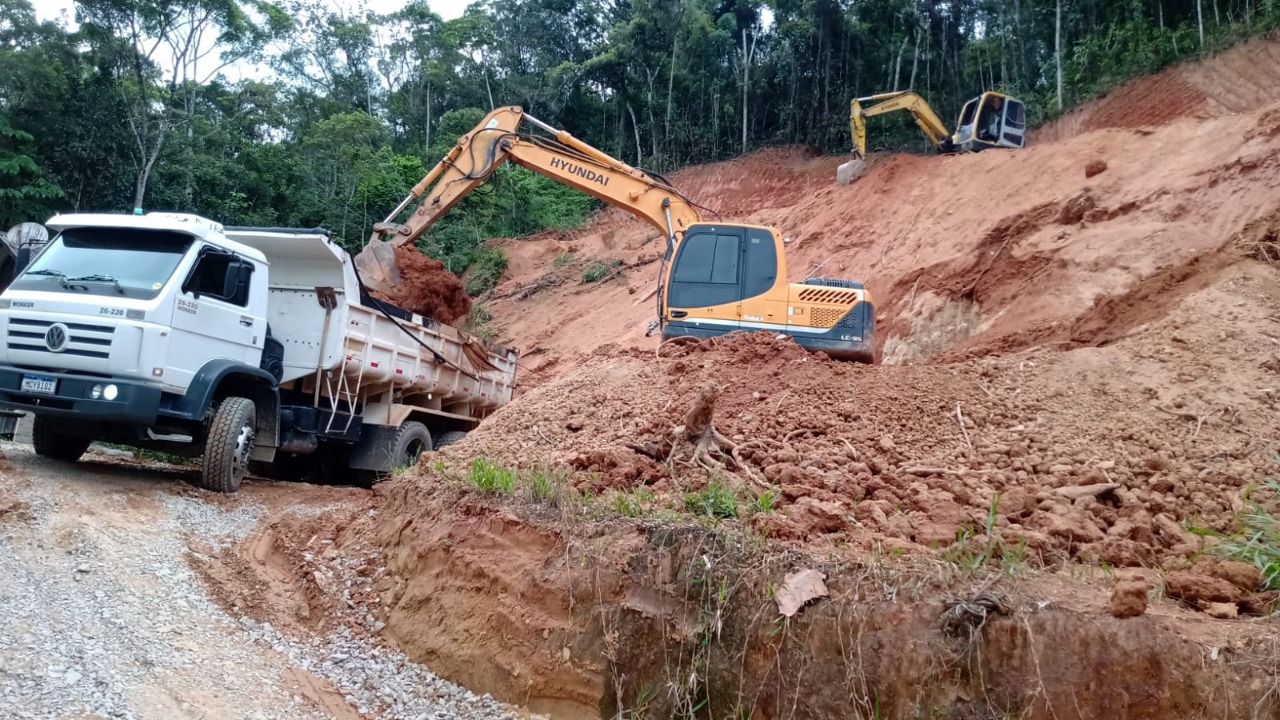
[[166, 360, 280, 454]]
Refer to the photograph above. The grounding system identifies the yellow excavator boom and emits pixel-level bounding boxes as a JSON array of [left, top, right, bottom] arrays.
[[849, 91, 952, 159], [355, 106, 702, 293], [356, 105, 877, 363]]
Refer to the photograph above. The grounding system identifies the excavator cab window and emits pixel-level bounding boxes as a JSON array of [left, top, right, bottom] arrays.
[[669, 229, 743, 308], [742, 228, 778, 298], [1001, 99, 1027, 147]]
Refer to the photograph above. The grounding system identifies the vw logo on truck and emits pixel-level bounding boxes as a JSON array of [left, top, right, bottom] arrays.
[[44, 323, 68, 353]]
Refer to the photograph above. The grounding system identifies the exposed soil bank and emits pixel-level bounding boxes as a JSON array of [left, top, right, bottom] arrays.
[[332, 482, 1280, 720]]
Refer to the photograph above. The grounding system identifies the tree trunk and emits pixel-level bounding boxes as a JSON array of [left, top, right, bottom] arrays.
[[909, 26, 921, 90], [627, 102, 642, 165], [1056, 0, 1064, 110], [740, 28, 756, 156], [1197, 0, 1205, 47], [892, 33, 909, 90], [666, 34, 677, 159]]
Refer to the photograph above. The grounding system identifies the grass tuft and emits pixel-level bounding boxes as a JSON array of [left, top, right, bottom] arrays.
[[685, 477, 738, 519]]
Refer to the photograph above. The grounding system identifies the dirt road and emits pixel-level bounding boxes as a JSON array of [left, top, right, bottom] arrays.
[[0, 444, 524, 720]]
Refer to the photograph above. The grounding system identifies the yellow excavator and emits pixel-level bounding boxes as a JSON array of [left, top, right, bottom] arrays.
[[354, 106, 876, 363], [836, 90, 1027, 183]]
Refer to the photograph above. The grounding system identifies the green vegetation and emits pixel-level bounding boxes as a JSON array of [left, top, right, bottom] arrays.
[[553, 252, 577, 266], [1212, 479, 1280, 591], [462, 302, 496, 341], [463, 248, 509, 297], [581, 258, 622, 284], [685, 477, 739, 519], [466, 457, 518, 494]]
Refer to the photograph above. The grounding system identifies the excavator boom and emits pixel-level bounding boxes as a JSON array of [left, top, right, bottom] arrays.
[[359, 105, 877, 363], [356, 106, 701, 293]]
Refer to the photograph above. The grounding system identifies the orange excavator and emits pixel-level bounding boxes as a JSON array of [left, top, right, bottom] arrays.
[[354, 106, 877, 362]]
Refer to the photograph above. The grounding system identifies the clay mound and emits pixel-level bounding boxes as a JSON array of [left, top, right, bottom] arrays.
[[382, 245, 471, 324], [434, 251, 1280, 563], [1036, 34, 1280, 143]]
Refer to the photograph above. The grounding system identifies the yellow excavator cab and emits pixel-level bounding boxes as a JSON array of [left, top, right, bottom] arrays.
[[953, 91, 1027, 152]]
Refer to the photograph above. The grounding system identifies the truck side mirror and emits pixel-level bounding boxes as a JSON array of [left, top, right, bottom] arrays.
[[223, 261, 252, 300]]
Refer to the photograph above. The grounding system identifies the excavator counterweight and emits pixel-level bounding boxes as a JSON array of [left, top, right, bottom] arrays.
[[355, 106, 877, 363]]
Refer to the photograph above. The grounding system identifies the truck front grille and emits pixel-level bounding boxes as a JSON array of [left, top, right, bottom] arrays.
[[7, 317, 115, 359]]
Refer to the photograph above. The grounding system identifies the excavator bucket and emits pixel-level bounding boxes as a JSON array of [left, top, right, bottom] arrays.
[[354, 238, 404, 296], [836, 157, 867, 185]]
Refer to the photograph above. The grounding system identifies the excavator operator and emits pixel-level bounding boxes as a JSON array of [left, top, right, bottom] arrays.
[[979, 95, 1003, 141]]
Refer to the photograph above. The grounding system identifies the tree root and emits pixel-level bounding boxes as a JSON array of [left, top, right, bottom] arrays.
[[663, 383, 771, 491]]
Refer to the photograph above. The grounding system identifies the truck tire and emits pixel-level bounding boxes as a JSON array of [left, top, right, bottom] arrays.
[[248, 452, 316, 482], [391, 421, 432, 470], [32, 415, 91, 462], [202, 397, 256, 493], [434, 430, 468, 450], [354, 421, 432, 488]]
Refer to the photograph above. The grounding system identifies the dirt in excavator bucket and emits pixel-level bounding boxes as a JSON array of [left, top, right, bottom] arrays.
[[836, 157, 867, 184], [360, 243, 473, 325]]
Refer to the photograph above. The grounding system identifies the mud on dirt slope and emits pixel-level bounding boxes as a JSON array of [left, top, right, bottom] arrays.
[[477, 35, 1280, 380]]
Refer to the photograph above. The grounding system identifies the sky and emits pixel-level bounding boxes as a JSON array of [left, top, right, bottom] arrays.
[[33, 0, 474, 82]]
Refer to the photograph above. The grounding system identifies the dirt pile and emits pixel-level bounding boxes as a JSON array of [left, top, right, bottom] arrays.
[[378, 245, 471, 324], [442, 247, 1280, 575]]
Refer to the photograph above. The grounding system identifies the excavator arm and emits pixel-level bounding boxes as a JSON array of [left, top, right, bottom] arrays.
[[849, 91, 953, 159], [355, 106, 704, 294]]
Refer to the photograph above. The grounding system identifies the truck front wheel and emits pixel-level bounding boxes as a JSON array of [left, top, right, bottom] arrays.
[[32, 415, 91, 462], [203, 397, 256, 493]]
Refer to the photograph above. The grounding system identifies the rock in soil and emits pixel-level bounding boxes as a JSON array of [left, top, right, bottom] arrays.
[[1202, 601, 1239, 619], [1109, 579, 1150, 618], [1164, 572, 1244, 606], [1200, 559, 1265, 593]]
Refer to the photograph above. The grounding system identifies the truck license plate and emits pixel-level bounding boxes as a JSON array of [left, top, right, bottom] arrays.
[[20, 375, 57, 394]]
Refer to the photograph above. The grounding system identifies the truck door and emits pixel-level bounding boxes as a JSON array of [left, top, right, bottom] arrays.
[[1000, 99, 1027, 148], [665, 227, 743, 334], [169, 246, 263, 386]]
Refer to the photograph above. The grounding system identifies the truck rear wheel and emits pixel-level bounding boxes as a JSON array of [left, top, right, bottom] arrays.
[[391, 421, 432, 471], [32, 415, 91, 462], [355, 421, 431, 488], [434, 430, 468, 450], [203, 397, 256, 493]]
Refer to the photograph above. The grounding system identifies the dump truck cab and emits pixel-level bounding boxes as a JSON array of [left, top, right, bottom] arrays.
[[0, 212, 517, 493]]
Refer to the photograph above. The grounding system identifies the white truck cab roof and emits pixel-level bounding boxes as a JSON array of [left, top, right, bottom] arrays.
[[44, 212, 268, 264]]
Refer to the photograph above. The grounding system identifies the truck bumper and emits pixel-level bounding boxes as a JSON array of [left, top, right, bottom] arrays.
[[0, 367, 162, 424]]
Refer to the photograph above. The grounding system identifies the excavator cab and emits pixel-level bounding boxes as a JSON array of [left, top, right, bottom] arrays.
[[662, 223, 876, 363], [953, 92, 1026, 152]]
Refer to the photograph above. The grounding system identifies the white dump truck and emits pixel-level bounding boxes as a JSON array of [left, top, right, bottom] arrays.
[[0, 212, 517, 491]]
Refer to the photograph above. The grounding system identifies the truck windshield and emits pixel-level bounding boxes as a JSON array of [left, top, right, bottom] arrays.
[[11, 227, 194, 300]]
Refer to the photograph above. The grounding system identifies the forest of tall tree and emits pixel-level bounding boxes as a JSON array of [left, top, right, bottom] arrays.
[[1, 0, 1276, 287]]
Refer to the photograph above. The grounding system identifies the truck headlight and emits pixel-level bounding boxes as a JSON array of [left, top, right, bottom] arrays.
[[91, 384, 102, 399], [91, 384, 119, 401]]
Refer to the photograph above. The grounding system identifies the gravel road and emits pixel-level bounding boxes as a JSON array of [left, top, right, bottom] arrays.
[[0, 443, 525, 720]]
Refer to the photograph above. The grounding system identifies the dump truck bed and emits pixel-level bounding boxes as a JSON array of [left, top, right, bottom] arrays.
[[225, 227, 517, 421]]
